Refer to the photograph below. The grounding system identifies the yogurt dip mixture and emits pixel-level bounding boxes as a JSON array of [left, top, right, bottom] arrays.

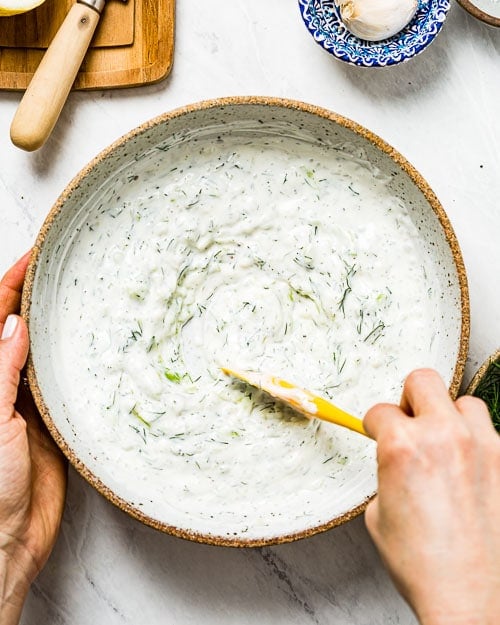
[[56, 132, 444, 538]]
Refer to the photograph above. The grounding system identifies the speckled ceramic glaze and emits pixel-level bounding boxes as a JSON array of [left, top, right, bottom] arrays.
[[298, 0, 450, 67], [21, 97, 469, 547]]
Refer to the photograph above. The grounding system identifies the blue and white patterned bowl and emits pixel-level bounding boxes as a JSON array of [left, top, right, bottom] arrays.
[[298, 0, 450, 67]]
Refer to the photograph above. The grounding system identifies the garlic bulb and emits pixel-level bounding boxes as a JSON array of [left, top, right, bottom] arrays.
[[337, 0, 418, 41]]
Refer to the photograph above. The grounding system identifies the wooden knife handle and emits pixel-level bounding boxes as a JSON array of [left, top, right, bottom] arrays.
[[10, 3, 101, 152]]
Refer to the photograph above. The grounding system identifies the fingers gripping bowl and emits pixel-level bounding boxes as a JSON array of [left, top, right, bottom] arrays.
[[22, 97, 469, 546]]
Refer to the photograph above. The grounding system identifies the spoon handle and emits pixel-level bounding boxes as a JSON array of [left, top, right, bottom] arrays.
[[311, 395, 368, 436]]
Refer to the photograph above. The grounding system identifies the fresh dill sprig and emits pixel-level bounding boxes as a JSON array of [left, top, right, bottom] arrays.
[[473, 359, 500, 433]]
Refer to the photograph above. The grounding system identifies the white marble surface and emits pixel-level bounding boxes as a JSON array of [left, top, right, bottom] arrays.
[[0, 1, 499, 623]]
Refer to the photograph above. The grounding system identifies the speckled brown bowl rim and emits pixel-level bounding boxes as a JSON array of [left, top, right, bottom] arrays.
[[455, 0, 500, 26], [465, 349, 500, 396], [21, 96, 470, 547]]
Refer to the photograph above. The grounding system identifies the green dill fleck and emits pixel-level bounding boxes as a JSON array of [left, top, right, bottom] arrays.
[[338, 286, 351, 315], [338, 263, 357, 315], [363, 321, 386, 344], [129, 424, 147, 443], [164, 368, 184, 383], [181, 315, 193, 330], [147, 336, 158, 352], [169, 432, 185, 440], [186, 189, 202, 208], [176, 265, 190, 287], [356, 309, 365, 334], [332, 348, 346, 375], [129, 320, 143, 341], [293, 254, 315, 271], [130, 405, 151, 428], [216, 320, 227, 333], [105, 391, 116, 411], [289, 285, 315, 302]]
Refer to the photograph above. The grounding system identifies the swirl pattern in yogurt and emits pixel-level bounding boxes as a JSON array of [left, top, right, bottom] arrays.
[[55, 132, 445, 539]]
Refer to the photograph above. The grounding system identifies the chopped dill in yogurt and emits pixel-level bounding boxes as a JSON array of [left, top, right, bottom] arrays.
[[55, 132, 446, 538]]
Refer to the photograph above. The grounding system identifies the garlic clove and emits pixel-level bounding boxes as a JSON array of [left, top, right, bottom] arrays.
[[337, 0, 419, 42]]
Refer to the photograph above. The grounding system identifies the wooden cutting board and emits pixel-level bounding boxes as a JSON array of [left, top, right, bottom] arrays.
[[0, 0, 174, 90], [0, 0, 135, 48]]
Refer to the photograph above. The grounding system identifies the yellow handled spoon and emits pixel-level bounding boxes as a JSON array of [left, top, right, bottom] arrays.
[[221, 366, 369, 438]]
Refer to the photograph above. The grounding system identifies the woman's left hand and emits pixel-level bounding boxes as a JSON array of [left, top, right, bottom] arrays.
[[0, 252, 67, 625]]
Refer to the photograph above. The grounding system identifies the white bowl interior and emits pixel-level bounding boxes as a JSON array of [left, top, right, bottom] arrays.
[[28, 102, 465, 543]]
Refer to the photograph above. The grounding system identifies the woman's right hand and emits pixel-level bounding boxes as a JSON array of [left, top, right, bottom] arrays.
[[363, 368, 500, 625]]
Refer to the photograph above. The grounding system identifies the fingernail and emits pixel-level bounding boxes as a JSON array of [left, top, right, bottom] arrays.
[[1, 315, 18, 340]]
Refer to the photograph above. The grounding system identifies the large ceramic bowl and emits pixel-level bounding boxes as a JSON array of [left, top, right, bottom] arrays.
[[22, 97, 469, 547]]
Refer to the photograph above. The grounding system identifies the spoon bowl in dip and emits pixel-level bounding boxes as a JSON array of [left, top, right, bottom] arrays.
[[222, 367, 368, 437]]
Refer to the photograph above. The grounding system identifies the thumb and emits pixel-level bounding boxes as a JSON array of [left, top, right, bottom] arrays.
[[0, 315, 29, 425]]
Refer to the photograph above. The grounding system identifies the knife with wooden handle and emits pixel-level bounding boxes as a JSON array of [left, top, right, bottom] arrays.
[[10, 0, 122, 151]]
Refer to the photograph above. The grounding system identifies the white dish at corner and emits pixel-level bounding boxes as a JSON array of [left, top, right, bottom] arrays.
[[22, 97, 469, 547], [456, 0, 500, 26]]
